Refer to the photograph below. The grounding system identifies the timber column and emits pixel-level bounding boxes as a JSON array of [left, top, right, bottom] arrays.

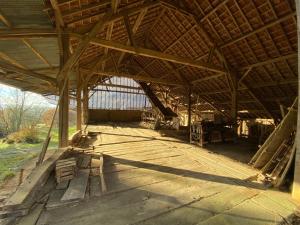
[[187, 86, 192, 137], [58, 33, 69, 148], [76, 71, 82, 131], [82, 82, 89, 125], [231, 73, 238, 140], [292, 0, 300, 202]]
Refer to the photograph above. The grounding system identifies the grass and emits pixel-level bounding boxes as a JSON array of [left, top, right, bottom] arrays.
[[0, 125, 76, 183]]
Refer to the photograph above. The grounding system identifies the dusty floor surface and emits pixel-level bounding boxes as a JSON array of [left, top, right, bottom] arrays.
[[33, 124, 298, 225]]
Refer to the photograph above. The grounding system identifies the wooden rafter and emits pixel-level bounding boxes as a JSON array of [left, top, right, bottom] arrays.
[[101, 0, 120, 71], [0, 51, 27, 69], [50, 0, 65, 27], [66, 1, 159, 26], [238, 67, 252, 85], [242, 53, 297, 69], [118, 8, 148, 65], [220, 11, 296, 48], [22, 39, 53, 68], [70, 35, 227, 74], [61, 1, 110, 18], [0, 28, 56, 40], [0, 10, 12, 27], [0, 61, 56, 85]]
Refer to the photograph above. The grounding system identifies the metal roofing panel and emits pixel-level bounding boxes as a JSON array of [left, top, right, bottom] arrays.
[[0, 0, 52, 28], [26, 38, 60, 67], [0, 39, 48, 69]]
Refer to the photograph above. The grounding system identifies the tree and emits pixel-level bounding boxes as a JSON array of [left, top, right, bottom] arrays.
[[0, 89, 46, 134]]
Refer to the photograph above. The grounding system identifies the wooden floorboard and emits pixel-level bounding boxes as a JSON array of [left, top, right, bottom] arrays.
[[34, 125, 296, 225]]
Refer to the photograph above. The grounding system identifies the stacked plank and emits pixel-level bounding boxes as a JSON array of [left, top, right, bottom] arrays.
[[1, 149, 67, 221], [250, 98, 298, 187], [55, 158, 77, 183]]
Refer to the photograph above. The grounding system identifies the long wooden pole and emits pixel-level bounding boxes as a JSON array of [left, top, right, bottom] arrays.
[[76, 71, 82, 131], [58, 33, 69, 148], [292, 0, 300, 202], [187, 86, 192, 137]]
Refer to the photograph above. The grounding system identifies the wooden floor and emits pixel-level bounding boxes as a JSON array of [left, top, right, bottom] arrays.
[[36, 124, 297, 225]]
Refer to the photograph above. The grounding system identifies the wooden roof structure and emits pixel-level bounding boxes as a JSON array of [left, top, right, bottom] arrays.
[[0, 0, 298, 120]]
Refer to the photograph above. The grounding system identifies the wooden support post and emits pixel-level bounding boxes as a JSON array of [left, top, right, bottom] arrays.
[[58, 33, 69, 148], [187, 86, 192, 137], [231, 73, 238, 139], [82, 83, 89, 125], [292, 0, 300, 202], [76, 71, 82, 131]]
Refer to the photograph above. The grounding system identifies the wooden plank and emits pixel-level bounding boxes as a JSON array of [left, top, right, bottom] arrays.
[[56, 180, 69, 190], [15, 203, 44, 225], [3, 149, 67, 210], [99, 154, 107, 193], [79, 155, 91, 168], [90, 177, 101, 197], [61, 169, 90, 202]]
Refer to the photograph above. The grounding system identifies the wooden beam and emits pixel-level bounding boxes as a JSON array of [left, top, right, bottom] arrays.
[[0, 28, 57, 39], [0, 61, 56, 85], [57, 13, 111, 82], [98, 83, 142, 90], [0, 51, 27, 69], [220, 12, 296, 48], [50, 0, 65, 27], [100, 0, 119, 71], [238, 67, 252, 85], [292, 0, 300, 202], [118, 9, 147, 64], [124, 14, 136, 47], [0, 10, 12, 27], [76, 70, 82, 131], [198, 0, 230, 23], [82, 83, 89, 124], [187, 86, 192, 135], [61, 1, 110, 17], [242, 53, 297, 69], [80, 68, 183, 86], [77, 37, 226, 74], [111, 0, 120, 13], [191, 74, 223, 84], [22, 39, 53, 68], [58, 33, 69, 148], [241, 82, 275, 119], [66, 1, 159, 26]]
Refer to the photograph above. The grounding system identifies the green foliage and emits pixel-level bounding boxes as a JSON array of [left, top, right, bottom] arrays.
[[0, 125, 75, 184]]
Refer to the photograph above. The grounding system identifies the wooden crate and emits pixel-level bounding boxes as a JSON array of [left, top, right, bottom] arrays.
[[56, 158, 77, 183]]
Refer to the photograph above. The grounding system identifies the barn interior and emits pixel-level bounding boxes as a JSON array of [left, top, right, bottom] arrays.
[[0, 0, 300, 224]]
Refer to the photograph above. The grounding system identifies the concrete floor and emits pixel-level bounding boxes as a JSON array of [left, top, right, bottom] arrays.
[[36, 124, 297, 225]]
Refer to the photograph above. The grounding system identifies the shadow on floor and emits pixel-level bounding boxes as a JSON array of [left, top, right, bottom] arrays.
[[107, 155, 264, 190]]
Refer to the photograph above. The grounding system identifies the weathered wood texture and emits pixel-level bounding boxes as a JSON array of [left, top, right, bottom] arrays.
[[4, 149, 67, 210], [292, 0, 300, 202], [61, 169, 90, 202]]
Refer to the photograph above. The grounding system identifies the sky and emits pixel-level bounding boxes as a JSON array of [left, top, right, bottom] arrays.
[[0, 83, 53, 107]]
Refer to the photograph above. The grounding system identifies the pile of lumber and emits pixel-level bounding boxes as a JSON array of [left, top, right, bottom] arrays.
[[250, 98, 298, 187], [55, 158, 77, 183], [46, 151, 106, 210], [1, 148, 68, 222]]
